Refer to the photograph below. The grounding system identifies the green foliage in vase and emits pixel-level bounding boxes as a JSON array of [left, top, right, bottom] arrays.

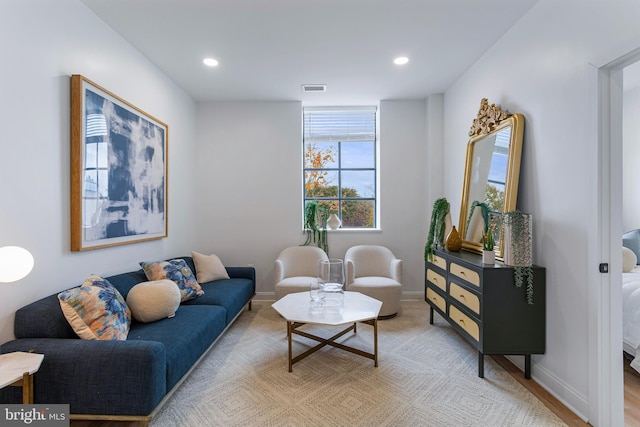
[[503, 210, 534, 304], [425, 198, 450, 261], [303, 200, 329, 253]]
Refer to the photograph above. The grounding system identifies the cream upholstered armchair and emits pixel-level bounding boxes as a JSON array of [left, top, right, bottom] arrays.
[[274, 246, 329, 300], [344, 245, 402, 318]]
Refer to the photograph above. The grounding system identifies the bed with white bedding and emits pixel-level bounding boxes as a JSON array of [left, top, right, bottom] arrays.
[[623, 266, 640, 372]]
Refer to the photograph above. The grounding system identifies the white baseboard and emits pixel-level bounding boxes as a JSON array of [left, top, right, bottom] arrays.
[[253, 292, 276, 301], [401, 291, 424, 300]]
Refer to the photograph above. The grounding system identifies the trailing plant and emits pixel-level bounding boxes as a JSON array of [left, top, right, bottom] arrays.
[[503, 210, 534, 304], [303, 200, 329, 253], [425, 198, 450, 261], [465, 201, 490, 238]]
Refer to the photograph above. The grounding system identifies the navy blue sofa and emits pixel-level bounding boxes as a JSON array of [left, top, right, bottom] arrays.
[[0, 256, 255, 425]]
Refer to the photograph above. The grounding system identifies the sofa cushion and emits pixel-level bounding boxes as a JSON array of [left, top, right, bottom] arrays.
[[104, 269, 149, 299], [126, 280, 181, 323], [127, 305, 227, 390], [140, 259, 203, 302], [14, 294, 78, 339], [182, 278, 255, 324], [192, 251, 230, 282], [58, 275, 131, 341]]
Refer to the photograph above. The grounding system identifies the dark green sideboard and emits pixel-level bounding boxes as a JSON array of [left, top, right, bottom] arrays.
[[425, 249, 545, 378]]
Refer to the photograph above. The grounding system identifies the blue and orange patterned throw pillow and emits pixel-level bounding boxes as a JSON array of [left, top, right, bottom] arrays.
[[58, 275, 131, 340], [140, 258, 204, 302]]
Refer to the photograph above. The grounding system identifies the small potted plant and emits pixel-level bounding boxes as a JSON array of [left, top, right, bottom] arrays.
[[482, 228, 495, 264]]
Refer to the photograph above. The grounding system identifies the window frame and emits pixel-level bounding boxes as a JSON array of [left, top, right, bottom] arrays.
[[302, 106, 378, 230]]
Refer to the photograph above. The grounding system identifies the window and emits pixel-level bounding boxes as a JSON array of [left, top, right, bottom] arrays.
[[303, 106, 377, 228]]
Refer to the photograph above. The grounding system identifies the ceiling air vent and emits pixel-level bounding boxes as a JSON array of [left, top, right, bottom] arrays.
[[302, 84, 326, 93]]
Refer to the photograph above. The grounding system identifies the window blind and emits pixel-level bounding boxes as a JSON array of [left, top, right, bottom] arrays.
[[303, 106, 376, 144]]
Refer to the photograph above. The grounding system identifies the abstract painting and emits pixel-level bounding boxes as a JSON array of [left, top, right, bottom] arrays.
[[71, 75, 168, 251]]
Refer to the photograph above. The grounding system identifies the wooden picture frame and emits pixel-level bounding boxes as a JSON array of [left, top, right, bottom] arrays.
[[70, 75, 168, 251]]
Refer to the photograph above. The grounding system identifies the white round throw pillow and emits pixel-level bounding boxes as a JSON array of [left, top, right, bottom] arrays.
[[126, 280, 181, 323], [623, 246, 637, 273]]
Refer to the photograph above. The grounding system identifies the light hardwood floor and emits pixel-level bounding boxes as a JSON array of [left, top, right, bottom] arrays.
[[497, 355, 640, 427], [625, 355, 640, 426], [492, 356, 590, 427]]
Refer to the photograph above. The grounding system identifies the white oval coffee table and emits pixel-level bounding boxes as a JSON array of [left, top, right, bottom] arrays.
[[271, 291, 382, 372]]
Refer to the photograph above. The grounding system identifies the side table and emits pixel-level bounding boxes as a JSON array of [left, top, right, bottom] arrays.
[[0, 351, 44, 404]]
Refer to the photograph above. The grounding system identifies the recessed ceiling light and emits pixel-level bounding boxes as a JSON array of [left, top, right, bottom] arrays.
[[203, 58, 219, 67], [394, 56, 409, 65]]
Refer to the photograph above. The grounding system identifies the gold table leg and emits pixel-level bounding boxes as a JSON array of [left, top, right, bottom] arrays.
[[287, 321, 293, 373], [10, 372, 34, 404], [372, 318, 378, 367], [23, 372, 33, 404], [285, 320, 378, 371]]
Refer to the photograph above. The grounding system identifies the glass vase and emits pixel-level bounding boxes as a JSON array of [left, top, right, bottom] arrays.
[[318, 259, 344, 307]]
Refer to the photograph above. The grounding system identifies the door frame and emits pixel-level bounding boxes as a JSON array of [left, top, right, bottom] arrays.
[[588, 47, 640, 426]]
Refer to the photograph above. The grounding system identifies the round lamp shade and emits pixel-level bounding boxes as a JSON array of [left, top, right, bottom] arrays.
[[0, 246, 34, 283]]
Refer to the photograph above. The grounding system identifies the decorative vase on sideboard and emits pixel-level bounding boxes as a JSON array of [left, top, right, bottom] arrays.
[[445, 226, 462, 252], [503, 211, 533, 267], [444, 211, 453, 241]]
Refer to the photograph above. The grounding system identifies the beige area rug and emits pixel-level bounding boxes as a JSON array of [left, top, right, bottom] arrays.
[[151, 301, 566, 427]]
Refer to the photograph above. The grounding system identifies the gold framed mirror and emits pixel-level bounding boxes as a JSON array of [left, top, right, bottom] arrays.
[[458, 98, 524, 258]]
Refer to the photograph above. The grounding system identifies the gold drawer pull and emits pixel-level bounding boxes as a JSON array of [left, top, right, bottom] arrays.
[[458, 319, 465, 325], [459, 294, 466, 300], [460, 271, 466, 276]]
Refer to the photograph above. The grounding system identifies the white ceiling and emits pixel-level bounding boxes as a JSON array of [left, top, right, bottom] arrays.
[[81, 0, 540, 104]]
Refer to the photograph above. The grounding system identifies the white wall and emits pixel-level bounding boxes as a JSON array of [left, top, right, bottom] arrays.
[[443, 0, 640, 420], [193, 101, 303, 297], [193, 100, 429, 299], [624, 86, 640, 232], [0, 0, 197, 344]]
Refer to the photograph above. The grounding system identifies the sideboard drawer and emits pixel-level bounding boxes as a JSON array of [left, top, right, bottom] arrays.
[[449, 305, 480, 342], [449, 282, 480, 315], [449, 262, 480, 287], [426, 269, 446, 292], [431, 254, 447, 270], [426, 287, 447, 313]]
